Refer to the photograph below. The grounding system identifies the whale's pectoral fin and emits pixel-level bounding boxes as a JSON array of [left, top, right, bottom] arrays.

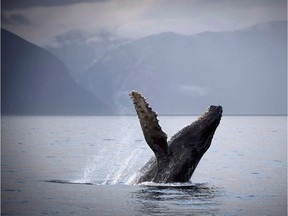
[[130, 91, 169, 158]]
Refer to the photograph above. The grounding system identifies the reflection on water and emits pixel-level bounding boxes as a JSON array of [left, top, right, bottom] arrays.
[[41, 180, 222, 216], [45, 179, 94, 185], [131, 183, 221, 216]]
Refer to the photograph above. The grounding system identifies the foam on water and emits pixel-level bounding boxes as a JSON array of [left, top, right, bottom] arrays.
[[139, 181, 195, 188]]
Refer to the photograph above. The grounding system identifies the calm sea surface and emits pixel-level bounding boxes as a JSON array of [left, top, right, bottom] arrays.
[[1, 116, 287, 216]]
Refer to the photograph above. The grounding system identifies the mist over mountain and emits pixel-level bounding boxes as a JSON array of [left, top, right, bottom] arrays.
[[75, 21, 287, 115], [45, 30, 130, 80], [1, 29, 112, 115]]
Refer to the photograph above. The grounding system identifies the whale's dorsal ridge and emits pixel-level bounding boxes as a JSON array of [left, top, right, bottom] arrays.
[[130, 91, 169, 158]]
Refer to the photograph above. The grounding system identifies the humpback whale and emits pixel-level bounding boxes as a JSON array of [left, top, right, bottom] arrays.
[[130, 91, 222, 183]]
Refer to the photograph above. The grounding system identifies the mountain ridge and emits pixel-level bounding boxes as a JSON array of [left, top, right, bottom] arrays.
[[1, 28, 113, 115], [79, 20, 287, 115], [3, 20, 286, 115]]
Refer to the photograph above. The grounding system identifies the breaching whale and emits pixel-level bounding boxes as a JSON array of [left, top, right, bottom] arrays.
[[130, 91, 222, 183]]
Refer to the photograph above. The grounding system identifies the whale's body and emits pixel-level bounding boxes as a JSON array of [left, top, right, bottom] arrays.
[[130, 91, 222, 184]]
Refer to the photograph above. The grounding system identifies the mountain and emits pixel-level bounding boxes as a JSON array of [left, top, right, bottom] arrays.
[[79, 21, 287, 115], [45, 30, 130, 80], [1, 29, 112, 115]]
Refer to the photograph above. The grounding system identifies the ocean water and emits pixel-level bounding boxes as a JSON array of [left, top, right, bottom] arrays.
[[1, 116, 287, 216]]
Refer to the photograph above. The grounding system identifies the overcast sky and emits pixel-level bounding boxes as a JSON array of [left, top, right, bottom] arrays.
[[1, 0, 287, 46]]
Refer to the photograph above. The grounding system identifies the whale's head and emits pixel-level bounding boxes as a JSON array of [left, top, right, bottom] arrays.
[[166, 105, 223, 182], [170, 105, 222, 151], [191, 105, 223, 151]]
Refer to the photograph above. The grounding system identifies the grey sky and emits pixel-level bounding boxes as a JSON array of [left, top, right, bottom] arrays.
[[1, 0, 287, 46]]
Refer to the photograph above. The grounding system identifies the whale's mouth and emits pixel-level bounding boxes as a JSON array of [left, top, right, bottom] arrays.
[[194, 105, 222, 151], [194, 105, 222, 132], [208, 105, 223, 114], [198, 105, 223, 122]]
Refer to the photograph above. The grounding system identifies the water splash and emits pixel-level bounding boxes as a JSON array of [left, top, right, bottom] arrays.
[[71, 116, 151, 185], [72, 147, 145, 185], [110, 148, 142, 185]]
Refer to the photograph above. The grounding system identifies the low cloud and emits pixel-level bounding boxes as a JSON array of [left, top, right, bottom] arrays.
[[49, 29, 125, 48], [2, 13, 32, 26], [1, 0, 286, 46], [53, 29, 89, 45]]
